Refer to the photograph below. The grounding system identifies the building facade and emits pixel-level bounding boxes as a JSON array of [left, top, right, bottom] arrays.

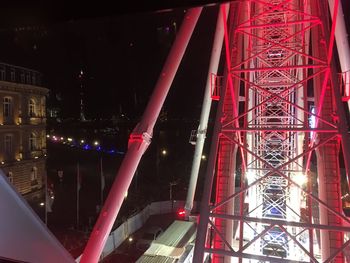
[[0, 62, 48, 197]]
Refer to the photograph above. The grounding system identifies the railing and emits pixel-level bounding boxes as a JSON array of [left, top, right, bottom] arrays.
[[210, 73, 223, 101], [75, 200, 194, 262], [0, 62, 43, 87], [189, 129, 197, 145], [339, 70, 350, 101]]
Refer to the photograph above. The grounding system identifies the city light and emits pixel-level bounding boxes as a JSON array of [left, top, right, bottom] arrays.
[[293, 172, 308, 186], [201, 155, 206, 160], [128, 236, 133, 242], [47, 134, 124, 156], [39, 202, 44, 206], [161, 149, 167, 156], [177, 209, 185, 217], [246, 170, 255, 184]]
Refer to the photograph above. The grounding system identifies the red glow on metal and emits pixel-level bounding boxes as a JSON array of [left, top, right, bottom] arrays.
[[210, 73, 221, 101], [178, 209, 186, 217], [195, 0, 349, 262], [340, 71, 350, 101], [80, 8, 202, 263], [221, 4, 246, 172]]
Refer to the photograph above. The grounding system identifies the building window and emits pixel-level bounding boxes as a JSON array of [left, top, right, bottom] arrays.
[[32, 74, 36, 85], [30, 167, 38, 187], [20, 71, 25, 83], [7, 171, 13, 184], [4, 134, 12, 155], [29, 133, 36, 151], [3, 97, 12, 117], [10, 69, 15, 81], [0, 67, 5, 80], [31, 167, 38, 181], [29, 99, 35, 117]]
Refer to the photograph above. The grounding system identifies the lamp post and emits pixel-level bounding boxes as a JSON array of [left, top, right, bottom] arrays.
[[169, 181, 177, 201]]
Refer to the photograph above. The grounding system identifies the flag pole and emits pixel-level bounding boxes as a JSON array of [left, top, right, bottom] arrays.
[[100, 157, 104, 208], [45, 173, 48, 225], [77, 162, 80, 230]]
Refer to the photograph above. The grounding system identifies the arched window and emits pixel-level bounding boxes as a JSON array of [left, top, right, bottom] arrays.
[[3, 97, 12, 117], [7, 171, 13, 184], [29, 133, 36, 151], [29, 99, 35, 117]]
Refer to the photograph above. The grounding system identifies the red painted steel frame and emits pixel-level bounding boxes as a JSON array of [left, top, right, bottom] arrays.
[[194, 0, 350, 262]]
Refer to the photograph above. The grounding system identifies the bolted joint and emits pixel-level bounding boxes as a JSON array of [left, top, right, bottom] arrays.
[[128, 132, 152, 148]]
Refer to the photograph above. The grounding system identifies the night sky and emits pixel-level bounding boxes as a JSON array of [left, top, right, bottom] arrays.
[[0, 3, 218, 120], [0, 1, 348, 120]]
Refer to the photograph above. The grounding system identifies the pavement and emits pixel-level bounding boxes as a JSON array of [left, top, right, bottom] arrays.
[[101, 213, 179, 263]]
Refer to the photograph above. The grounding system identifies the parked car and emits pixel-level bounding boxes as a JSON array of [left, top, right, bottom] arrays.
[[136, 226, 163, 251]]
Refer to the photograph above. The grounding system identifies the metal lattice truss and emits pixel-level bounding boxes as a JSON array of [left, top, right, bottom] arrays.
[[198, 0, 350, 262]]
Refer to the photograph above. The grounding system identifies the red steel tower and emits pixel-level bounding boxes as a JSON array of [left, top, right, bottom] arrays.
[[194, 0, 350, 262]]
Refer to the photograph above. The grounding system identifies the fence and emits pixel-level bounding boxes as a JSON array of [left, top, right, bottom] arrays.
[[76, 200, 189, 262]]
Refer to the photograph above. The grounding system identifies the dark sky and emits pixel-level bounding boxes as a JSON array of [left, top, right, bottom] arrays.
[[0, 1, 348, 120], [0, 3, 218, 120]]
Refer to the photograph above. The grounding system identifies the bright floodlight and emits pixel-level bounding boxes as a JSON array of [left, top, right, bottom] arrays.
[[246, 170, 255, 183], [294, 173, 307, 186]]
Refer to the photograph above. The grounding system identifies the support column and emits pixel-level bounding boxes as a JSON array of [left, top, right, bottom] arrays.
[[328, 0, 350, 110], [185, 3, 229, 217], [80, 8, 202, 263]]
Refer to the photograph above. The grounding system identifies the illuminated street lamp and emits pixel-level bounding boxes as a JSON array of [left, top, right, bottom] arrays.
[[161, 149, 167, 156]]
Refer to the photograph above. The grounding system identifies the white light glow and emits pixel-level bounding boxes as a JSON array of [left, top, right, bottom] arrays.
[[293, 172, 307, 186], [246, 170, 255, 183]]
